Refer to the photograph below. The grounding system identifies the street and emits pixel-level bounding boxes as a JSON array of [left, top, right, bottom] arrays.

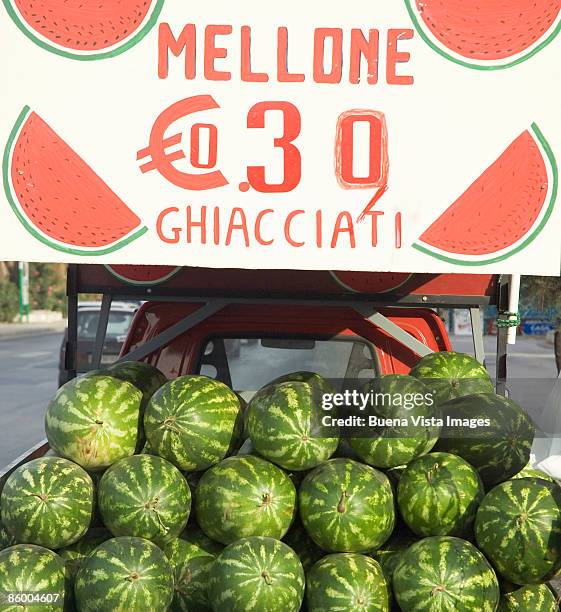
[[0, 330, 558, 468]]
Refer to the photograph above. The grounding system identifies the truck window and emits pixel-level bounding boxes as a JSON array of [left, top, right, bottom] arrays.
[[197, 337, 378, 399]]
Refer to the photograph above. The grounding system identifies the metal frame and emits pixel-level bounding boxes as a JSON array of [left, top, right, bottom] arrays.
[[470, 307, 486, 366]]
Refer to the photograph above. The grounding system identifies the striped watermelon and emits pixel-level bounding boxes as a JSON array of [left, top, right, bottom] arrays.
[[410, 352, 494, 405], [511, 465, 555, 484], [144, 375, 243, 472], [498, 584, 558, 611], [107, 361, 167, 403], [373, 529, 418, 583], [208, 536, 305, 612], [195, 455, 296, 545], [393, 536, 500, 611], [58, 528, 111, 580], [282, 520, 324, 574], [181, 525, 224, 556], [0, 517, 16, 550], [0, 544, 67, 610], [299, 458, 395, 553], [261, 371, 334, 394], [247, 381, 339, 471], [475, 478, 561, 585], [45, 375, 143, 470], [0, 457, 93, 549], [397, 452, 484, 538], [349, 375, 441, 468], [99, 454, 191, 547], [307, 553, 390, 611], [74, 537, 174, 612], [163, 538, 216, 612], [435, 393, 535, 488]]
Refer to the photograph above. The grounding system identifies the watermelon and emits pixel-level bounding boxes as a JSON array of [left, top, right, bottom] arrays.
[[410, 352, 494, 405], [511, 465, 555, 484], [207, 536, 305, 612], [498, 584, 559, 611], [414, 125, 558, 266], [393, 536, 500, 611], [329, 271, 412, 294], [45, 374, 143, 470], [98, 454, 191, 547], [195, 455, 296, 545], [163, 538, 216, 612], [107, 360, 167, 403], [3, 107, 146, 256], [349, 375, 441, 468], [0, 544, 67, 610], [181, 525, 224, 556], [307, 553, 390, 611], [144, 375, 243, 472], [373, 529, 418, 583], [282, 520, 324, 574], [74, 536, 174, 612], [105, 264, 182, 286], [475, 478, 561, 585], [299, 458, 395, 553], [0, 457, 93, 549], [58, 528, 111, 580], [405, 0, 561, 70], [397, 452, 485, 538], [435, 393, 535, 488], [247, 381, 339, 471], [4, 0, 164, 60], [0, 517, 17, 550]]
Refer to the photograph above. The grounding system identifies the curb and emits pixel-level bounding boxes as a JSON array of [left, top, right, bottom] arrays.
[[0, 322, 67, 340]]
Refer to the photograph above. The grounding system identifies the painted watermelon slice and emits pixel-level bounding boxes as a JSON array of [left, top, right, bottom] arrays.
[[3, 0, 164, 60], [3, 106, 147, 255], [405, 0, 561, 70], [414, 124, 558, 266], [330, 272, 412, 294], [105, 265, 182, 286]]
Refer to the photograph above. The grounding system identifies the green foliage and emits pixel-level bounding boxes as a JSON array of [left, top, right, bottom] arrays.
[[0, 280, 19, 322], [521, 276, 561, 314], [30, 263, 66, 313]]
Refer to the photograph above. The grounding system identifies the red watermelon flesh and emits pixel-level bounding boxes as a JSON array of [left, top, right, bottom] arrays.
[[415, 0, 561, 61], [9, 110, 142, 248], [12, 0, 155, 51], [330, 272, 411, 294], [105, 265, 182, 285], [419, 130, 549, 256]]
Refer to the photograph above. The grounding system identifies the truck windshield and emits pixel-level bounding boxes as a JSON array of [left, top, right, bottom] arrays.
[[198, 337, 377, 398]]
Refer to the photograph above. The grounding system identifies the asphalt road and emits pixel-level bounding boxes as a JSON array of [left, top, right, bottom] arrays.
[[0, 330, 558, 468]]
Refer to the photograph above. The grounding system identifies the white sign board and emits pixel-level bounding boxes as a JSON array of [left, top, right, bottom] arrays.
[[1, 1, 560, 274]]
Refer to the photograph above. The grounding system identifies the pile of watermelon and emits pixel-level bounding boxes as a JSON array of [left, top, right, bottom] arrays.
[[0, 353, 559, 611]]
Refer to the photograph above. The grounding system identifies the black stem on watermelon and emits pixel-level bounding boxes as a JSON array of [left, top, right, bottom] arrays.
[[337, 491, 348, 513]]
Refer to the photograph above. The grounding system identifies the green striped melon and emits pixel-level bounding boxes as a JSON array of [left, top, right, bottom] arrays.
[[99, 454, 191, 547], [307, 553, 390, 611], [373, 529, 418, 583], [299, 458, 395, 553], [107, 360, 167, 400], [498, 584, 558, 611], [393, 536, 500, 611], [282, 520, 324, 574], [208, 536, 305, 612], [247, 381, 339, 471], [435, 393, 535, 488], [410, 352, 494, 405], [349, 375, 441, 468], [0, 544, 67, 610], [144, 375, 243, 472], [74, 536, 174, 612], [45, 375, 143, 470], [0, 516, 17, 550], [0, 457, 93, 548], [475, 478, 561, 585], [397, 452, 484, 538], [163, 538, 216, 612], [262, 371, 334, 393], [511, 464, 555, 484], [195, 455, 296, 545], [181, 525, 224, 556], [58, 528, 111, 579]]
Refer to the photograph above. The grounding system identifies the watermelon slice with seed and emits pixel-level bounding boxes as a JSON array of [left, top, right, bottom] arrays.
[[405, 0, 561, 70], [414, 124, 558, 266], [105, 265, 183, 286], [3, 106, 147, 255], [3, 0, 164, 60]]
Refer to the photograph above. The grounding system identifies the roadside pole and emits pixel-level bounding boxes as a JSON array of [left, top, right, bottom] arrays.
[[18, 261, 30, 323]]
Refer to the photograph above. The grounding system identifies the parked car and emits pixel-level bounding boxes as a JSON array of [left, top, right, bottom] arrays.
[[58, 301, 138, 386]]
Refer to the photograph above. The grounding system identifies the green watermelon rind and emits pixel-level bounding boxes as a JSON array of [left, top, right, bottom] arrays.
[[404, 0, 561, 71], [2, 0, 165, 61], [3, 106, 148, 256], [413, 123, 558, 266], [104, 264, 183, 286]]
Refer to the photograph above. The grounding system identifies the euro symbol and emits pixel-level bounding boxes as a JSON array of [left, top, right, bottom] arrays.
[[137, 95, 228, 191]]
